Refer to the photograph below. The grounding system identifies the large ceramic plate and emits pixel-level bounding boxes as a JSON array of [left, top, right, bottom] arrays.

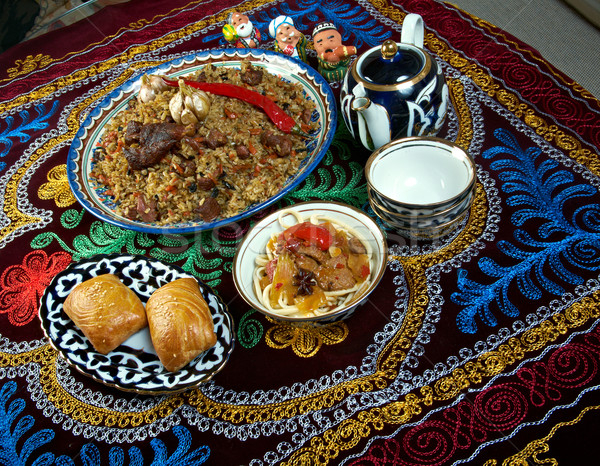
[[67, 48, 337, 234], [39, 254, 235, 394]]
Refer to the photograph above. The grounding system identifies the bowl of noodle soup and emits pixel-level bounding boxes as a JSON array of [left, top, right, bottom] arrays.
[[233, 201, 388, 324]]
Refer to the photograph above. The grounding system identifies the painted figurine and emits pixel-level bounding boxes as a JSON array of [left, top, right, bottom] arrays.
[[312, 22, 357, 82], [223, 11, 261, 48], [268, 15, 307, 62]]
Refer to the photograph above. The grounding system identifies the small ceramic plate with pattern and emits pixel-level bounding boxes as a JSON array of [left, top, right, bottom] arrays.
[[67, 48, 337, 234], [38, 254, 235, 394]]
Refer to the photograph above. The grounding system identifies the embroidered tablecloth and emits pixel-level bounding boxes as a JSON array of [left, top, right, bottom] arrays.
[[1, 0, 600, 464]]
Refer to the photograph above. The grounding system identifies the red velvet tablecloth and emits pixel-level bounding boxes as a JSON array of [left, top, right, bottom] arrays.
[[1, 0, 600, 464]]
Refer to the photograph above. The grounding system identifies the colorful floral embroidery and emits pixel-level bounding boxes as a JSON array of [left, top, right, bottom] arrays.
[[38, 164, 76, 207], [0, 250, 71, 326], [265, 317, 349, 357]]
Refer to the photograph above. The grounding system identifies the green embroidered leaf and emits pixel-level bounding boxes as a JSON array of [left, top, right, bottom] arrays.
[[31, 218, 154, 260], [237, 310, 264, 348], [151, 232, 225, 286], [285, 124, 368, 207], [60, 209, 84, 229]]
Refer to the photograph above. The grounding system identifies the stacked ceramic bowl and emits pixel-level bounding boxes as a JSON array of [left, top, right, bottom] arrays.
[[365, 137, 476, 240]]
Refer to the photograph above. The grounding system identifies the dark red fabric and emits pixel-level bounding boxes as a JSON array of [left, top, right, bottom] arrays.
[[1, 1, 600, 465]]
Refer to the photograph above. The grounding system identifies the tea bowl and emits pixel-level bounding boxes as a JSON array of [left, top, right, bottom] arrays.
[[365, 137, 476, 238]]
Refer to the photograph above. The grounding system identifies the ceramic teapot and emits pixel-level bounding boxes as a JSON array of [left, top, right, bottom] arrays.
[[340, 14, 449, 151]]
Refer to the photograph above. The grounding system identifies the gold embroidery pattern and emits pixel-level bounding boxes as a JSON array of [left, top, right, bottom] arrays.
[[447, 77, 474, 149], [282, 294, 600, 464], [484, 404, 600, 466], [7, 54, 53, 77], [1, 345, 186, 426], [264, 317, 349, 357], [38, 164, 76, 207]]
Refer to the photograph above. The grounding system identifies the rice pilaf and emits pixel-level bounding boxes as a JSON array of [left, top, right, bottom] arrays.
[[89, 60, 318, 225]]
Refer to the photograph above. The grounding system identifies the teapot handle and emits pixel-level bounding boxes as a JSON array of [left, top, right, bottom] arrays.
[[401, 13, 424, 49]]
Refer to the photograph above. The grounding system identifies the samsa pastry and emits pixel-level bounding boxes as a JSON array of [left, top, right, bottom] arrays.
[[146, 277, 217, 372], [63, 274, 147, 354]]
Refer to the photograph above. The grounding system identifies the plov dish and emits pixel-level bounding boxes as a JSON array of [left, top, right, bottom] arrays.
[[68, 49, 337, 234]]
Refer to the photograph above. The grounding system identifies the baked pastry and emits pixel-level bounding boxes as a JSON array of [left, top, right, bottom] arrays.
[[146, 277, 217, 372], [63, 274, 147, 354]]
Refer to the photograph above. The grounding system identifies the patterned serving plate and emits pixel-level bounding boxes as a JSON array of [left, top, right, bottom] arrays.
[[67, 48, 337, 234], [38, 254, 235, 394]]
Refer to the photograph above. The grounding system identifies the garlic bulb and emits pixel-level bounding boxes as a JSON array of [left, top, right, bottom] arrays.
[[169, 79, 211, 125], [137, 74, 169, 104]]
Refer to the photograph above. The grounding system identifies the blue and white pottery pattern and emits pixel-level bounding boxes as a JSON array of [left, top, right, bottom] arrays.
[[340, 43, 449, 151], [38, 254, 235, 394]]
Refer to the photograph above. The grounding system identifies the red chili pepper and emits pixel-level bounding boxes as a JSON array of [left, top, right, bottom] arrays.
[[360, 264, 370, 279], [158, 76, 311, 137], [284, 222, 334, 251]]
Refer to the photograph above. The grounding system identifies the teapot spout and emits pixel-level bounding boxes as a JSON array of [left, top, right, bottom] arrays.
[[351, 97, 391, 150]]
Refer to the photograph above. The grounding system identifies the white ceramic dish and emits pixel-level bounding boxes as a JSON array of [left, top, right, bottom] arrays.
[[232, 201, 388, 324], [67, 48, 337, 234], [365, 136, 475, 216], [369, 194, 469, 240], [38, 254, 235, 394]]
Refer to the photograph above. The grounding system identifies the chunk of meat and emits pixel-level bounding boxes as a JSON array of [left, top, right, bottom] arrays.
[[195, 197, 221, 221], [235, 144, 251, 159], [348, 237, 367, 254], [206, 129, 228, 149], [136, 193, 158, 222], [196, 176, 216, 191], [294, 254, 319, 274], [324, 253, 347, 270], [123, 122, 187, 170], [124, 120, 142, 145], [301, 108, 313, 125], [293, 244, 328, 264], [315, 266, 356, 291], [241, 68, 263, 86], [260, 130, 292, 157]]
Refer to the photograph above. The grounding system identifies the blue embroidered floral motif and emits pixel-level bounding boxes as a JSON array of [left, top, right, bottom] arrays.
[[453, 128, 600, 333], [0, 380, 55, 466], [0, 380, 210, 465], [54, 427, 210, 465], [0, 101, 60, 172]]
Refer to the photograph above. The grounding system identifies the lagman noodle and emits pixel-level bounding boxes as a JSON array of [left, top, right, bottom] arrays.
[[254, 208, 373, 318]]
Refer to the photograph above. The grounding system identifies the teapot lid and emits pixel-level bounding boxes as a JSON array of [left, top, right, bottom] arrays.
[[352, 40, 431, 91]]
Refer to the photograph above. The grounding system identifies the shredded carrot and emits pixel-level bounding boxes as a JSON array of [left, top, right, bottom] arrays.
[[248, 128, 262, 135], [248, 140, 257, 155], [173, 163, 185, 175], [224, 107, 237, 119]]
